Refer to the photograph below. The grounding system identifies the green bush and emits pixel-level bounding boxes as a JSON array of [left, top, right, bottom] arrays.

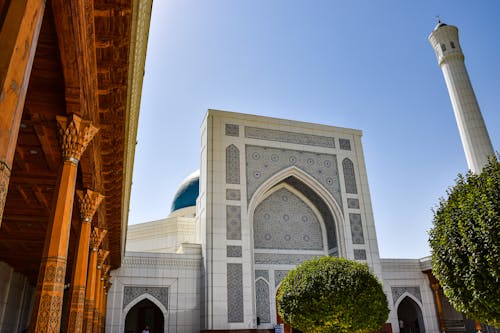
[[429, 156, 500, 327], [276, 256, 389, 333]]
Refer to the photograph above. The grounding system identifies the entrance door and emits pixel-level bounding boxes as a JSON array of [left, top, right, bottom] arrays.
[[125, 299, 164, 333], [397, 296, 424, 333]]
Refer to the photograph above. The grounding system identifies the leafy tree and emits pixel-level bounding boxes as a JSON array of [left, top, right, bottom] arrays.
[[429, 156, 500, 327], [276, 256, 389, 333]]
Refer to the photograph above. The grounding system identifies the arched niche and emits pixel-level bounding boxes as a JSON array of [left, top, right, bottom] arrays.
[[123, 295, 167, 333], [248, 166, 344, 256], [396, 295, 425, 333]]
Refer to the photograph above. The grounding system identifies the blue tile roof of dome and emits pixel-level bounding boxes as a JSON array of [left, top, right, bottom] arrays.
[[171, 170, 200, 212]]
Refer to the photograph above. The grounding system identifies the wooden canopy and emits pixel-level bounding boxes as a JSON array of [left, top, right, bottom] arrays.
[[0, 0, 151, 285]]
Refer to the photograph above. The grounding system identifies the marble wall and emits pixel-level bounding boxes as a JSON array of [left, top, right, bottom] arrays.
[[200, 110, 383, 330], [106, 248, 202, 333]]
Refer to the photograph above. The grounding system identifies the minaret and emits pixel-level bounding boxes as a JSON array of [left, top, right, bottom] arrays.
[[429, 21, 494, 174]]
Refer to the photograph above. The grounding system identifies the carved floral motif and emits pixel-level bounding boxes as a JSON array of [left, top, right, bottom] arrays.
[[0, 161, 11, 224], [76, 189, 104, 222], [56, 114, 98, 162]]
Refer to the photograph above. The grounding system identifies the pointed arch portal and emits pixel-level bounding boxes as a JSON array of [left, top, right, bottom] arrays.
[[125, 298, 165, 333], [397, 296, 425, 333], [248, 166, 345, 257]]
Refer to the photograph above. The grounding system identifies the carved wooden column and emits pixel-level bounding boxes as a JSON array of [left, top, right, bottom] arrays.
[[99, 265, 110, 332], [93, 249, 109, 332], [102, 279, 112, 333], [29, 115, 98, 332], [66, 190, 104, 333], [426, 272, 446, 333], [0, 0, 45, 225], [83, 228, 106, 333]]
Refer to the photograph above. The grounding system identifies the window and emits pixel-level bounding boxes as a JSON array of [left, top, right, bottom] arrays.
[[441, 43, 446, 52], [450, 41, 455, 49]]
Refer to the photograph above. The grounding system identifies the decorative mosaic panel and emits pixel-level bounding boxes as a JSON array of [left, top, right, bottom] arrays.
[[255, 270, 269, 281], [353, 249, 367, 260], [255, 279, 271, 323], [347, 198, 360, 209], [339, 138, 351, 150], [254, 188, 323, 250], [226, 205, 241, 240], [226, 145, 240, 184], [226, 189, 241, 201], [342, 158, 357, 194], [123, 286, 168, 310], [274, 270, 290, 287], [227, 263, 244, 322], [283, 177, 338, 250], [254, 253, 317, 265], [245, 126, 335, 148], [349, 213, 365, 244], [246, 145, 342, 208], [391, 286, 422, 305], [225, 124, 239, 137], [227, 245, 242, 257]]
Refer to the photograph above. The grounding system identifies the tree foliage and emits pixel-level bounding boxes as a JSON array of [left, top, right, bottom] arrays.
[[429, 156, 500, 327], [276, 257, 389, 333]]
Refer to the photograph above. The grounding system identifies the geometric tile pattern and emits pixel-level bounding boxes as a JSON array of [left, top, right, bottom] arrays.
[[255, 279, 271, 323], [255, 270, 269, 281], [274, 270, 290, 287], [349, 213, 365, 244], [225, 124, 239, 137], [227, 263, 244, 322], [253, 188, 323, 250], [226, 205, 241, 240], [353, 249, 367, 260], [347, 198, 360, 209], [226, 189, 241, 201], [226, 144, 240, 184], [391, 286, 422, 305], [227, 245, 242, 257], [246, 145, 341, 207], [283, 177, 339, 250], [254, 253, 318, 265], [245, 126, 335, 148], [342, 158, 357, 194], [123, 286, 168, 310], [339, 138, 351, 150]]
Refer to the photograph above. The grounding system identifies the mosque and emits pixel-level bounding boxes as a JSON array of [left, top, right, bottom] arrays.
[[4, 2, 494, 332], [105, 22, 498, 333]]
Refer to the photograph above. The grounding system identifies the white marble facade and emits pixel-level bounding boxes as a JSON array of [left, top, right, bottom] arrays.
[[199, 110, 383, 330], [106, 110, 443, 333]]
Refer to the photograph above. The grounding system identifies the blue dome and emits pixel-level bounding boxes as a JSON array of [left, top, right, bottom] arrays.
[[171, 170, 200, 212]]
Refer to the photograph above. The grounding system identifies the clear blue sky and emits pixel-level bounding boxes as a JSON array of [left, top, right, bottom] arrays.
[[129, 1, 499, 259]]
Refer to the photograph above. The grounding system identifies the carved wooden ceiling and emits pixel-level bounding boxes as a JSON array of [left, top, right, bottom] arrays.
[[0, 0, 138, 284]]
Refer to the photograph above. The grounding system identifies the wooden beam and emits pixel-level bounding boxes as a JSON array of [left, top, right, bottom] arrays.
[[52, 0, 103, 194], [31, 113, 59, 172], [51, 0, 80, 115], [0, 0, 45, 224]]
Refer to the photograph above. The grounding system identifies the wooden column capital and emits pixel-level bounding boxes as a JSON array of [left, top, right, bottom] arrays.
[[56, 114, 98, 163], [0, 162, 11, 223], [97, 249, 109, 269], [90, 227, 107, 251], [76, 189, 104, 222], [102, 264, 111, 278]]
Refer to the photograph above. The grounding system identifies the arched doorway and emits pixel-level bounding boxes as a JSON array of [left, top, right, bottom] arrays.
[[125, 299, 164, 333], [397, 296, 424, 333]]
